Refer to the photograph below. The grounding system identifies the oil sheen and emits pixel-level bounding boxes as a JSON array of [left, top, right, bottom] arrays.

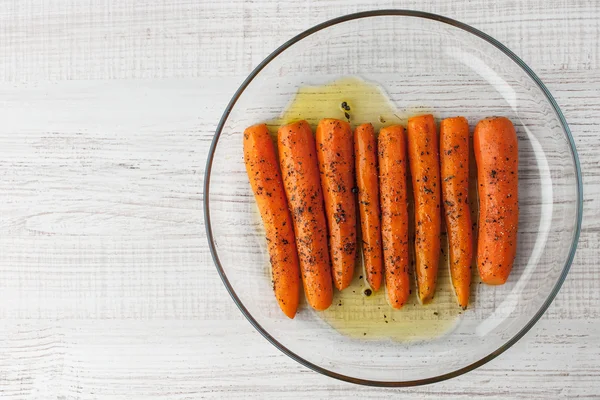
[[268, 76, 479, 342]]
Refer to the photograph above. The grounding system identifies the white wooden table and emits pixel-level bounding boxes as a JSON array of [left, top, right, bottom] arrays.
[[0, 1, 598, 398]]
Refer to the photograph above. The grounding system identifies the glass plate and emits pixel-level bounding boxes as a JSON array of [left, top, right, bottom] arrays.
[[204, 10, 583, 386]]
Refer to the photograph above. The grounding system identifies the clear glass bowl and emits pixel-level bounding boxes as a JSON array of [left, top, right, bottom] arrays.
[[204, 10, 583, 386]]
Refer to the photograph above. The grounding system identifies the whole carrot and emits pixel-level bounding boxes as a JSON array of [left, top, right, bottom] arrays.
[[474, 117, 519, 285], [278, 120, 333, 310], [354, 123, 383, 291], [316, 119, 357, 291], [440, 117, 473, 309], [243, 124, 301, 318], [378, 125, 410, 308], [407, 114, 441, 304]]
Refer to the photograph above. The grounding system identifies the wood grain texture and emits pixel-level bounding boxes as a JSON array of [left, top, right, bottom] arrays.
[[0, 0, 599, 398]]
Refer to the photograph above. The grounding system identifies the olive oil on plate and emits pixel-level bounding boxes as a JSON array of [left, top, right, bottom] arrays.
[[268, 76, 479, 342]]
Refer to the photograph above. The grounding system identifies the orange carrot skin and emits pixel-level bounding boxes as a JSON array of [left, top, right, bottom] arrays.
[[378, 125, 410, 309], [278, 120, 333, 310], [316, 119, 357, 291], [440, 117, 473, 309], [474, 117, 519, 285], [243, 124, 301, 318], [407, 114, 442, 304], [354, 123, 383, 291]]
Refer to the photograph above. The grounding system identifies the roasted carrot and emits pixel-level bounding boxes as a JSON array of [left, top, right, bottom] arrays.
[[474, 117, 519, 285], [278, 120, 333, 310], [378, 125, 410, 309], [243, 124, 301, 318], [316, 119, 357, 291], [440, 117, 473, 309], [354, 123, 383, 291], [407, 114, 442, 304]]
